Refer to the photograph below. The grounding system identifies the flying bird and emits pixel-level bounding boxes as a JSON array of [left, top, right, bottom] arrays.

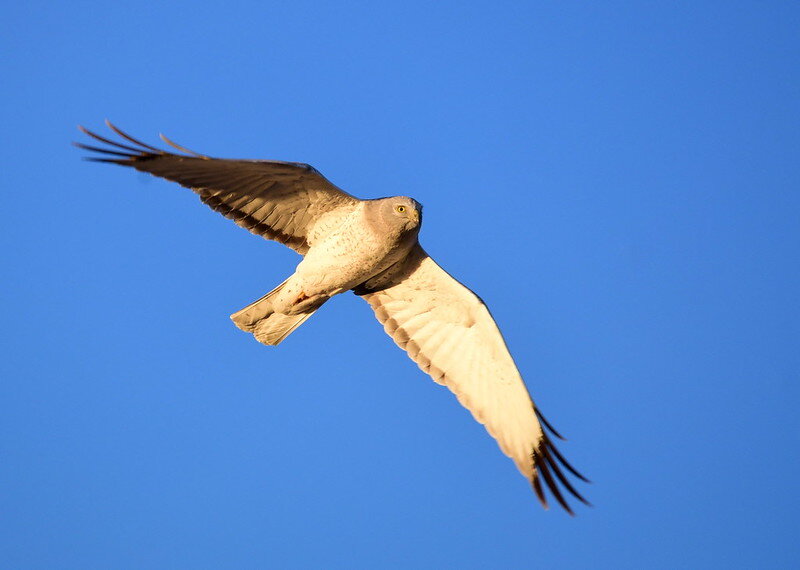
[[76, 121, 589, 513]]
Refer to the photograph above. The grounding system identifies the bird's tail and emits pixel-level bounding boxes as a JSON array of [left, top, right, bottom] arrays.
[[230, 279, 323, 346]]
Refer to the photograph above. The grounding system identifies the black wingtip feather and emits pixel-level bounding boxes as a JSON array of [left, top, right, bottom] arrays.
[[72, 141, 133, 157], [159, 132, 208, 158], [75, 121, 203, 166], [531, 471, 548, 510], [535, 408, 566, 440], [82, 157, 129, 164], [542, 446, 592, 506], [547, 437, 591, 483], [105, 119, 164, 152], [529, 408, 591, 514], [535, 450, 574, 516], [78, 125, 147, 154]]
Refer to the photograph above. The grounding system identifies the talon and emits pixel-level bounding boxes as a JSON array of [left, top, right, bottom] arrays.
[[294, 291, 310, 305]]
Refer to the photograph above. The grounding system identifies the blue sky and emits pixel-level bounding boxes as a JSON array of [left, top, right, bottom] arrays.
[[2, 1, 799, 568]]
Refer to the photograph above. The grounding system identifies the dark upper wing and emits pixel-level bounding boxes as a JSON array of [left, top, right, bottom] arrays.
[[76, 121, 359, 254]]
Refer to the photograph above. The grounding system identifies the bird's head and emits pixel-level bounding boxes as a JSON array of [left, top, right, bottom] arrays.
[[379, 196, 422, 232]]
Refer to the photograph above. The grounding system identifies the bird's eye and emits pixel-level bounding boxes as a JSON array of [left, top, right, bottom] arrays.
[[395, 205, 406, 213]]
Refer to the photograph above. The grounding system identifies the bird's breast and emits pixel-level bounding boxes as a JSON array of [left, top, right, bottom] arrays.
[[297, 204, 413, 294]]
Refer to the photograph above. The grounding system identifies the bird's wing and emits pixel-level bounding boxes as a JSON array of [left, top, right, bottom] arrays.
[[357, 245, 589, 513], [76, 121, 358, 254]]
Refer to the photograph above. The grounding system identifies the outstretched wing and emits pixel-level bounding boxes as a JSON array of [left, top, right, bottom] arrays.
[[76, 121, 359, 254], [358, 245, 589, 513]]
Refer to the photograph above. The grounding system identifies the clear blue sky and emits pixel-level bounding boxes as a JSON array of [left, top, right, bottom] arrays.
[[2, 2, 798, 568]]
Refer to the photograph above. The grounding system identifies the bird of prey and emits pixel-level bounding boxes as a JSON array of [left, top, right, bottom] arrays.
[[76, 121, 589, 513]]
